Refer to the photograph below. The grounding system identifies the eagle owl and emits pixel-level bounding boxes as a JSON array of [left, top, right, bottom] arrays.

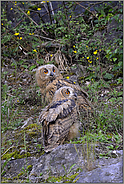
[[39, 86, 80, 153], [36, 64, 93, 114]]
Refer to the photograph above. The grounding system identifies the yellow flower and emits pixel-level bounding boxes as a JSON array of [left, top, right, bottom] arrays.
[[17, 37, 19, 39], [70, 16, 71, 18], [14, 33, 19, 36], [22, 2, 24, 4], [86, 45, 88, 48], [29, 33, 34, 35], [91, 78, 93, 81], [93, 50, 97, 55], [99, 49, 101, 52], [42, 1, 46, 3], [73, 82, 76, 84], [88, 60, 92, 63], [47, 1, 49, 2], [15, 4, 17, 5], [37, 8, 41, 10], [87, 57, 89, 59], [17, 100, 19, 102], [73, 45, 75, 48], [66, 76, 70, 79], [33, 49, 37, 52], [82, 57, 84, 59], [50, 54, 53, 57], [73, 51, 77, 53], [27, 11, 30, 15], [96, 57, 99, 60], [10, 8, 13, 10], [1, 23, 3, 25], [20, 37, 22, 40], [15, 1, 17, 3]]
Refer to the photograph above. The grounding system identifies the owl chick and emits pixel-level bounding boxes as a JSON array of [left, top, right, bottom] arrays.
[[35, 64, 63, 93], [36, 64, 93, 114], [39, 86, 80, 153]]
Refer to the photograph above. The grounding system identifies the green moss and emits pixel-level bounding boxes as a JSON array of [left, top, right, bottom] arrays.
[[27, 165, 33, 171], [17, 172, 24, 177], [2, 151, 16, 160], [2, 150, 31, 160], [13, 176, 18, 180], [24, 123, 40, 130], [13, 151, 31, 159], [30, 173, 37, 177], [26, 131, 38, 136], [46, 172, 79, 183]]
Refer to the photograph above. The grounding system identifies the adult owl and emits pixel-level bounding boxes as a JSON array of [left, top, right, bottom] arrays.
[[39, 86, 80, 152], [36, 64, 93, 113]]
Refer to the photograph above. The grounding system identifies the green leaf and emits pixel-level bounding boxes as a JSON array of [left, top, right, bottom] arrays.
[[113, 58, 117, 62], [115, 49, 118, 53], [104, 73, 113, 79], [29, 65, 36, 71], [68, 164, 76, 174], [22, 65, 28, 69], [118, 61, 122, 67]]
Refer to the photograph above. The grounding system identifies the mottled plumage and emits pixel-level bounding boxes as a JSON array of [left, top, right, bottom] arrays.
[[35, 64, 63, 95], [39, 86, 80, 152], [36, 64, 93, 114]]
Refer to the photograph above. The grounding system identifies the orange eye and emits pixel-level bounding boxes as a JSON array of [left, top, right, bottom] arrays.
[[44, 70, 48, 74], [53, 68, 55, 72], [66, 91, 70, 95]]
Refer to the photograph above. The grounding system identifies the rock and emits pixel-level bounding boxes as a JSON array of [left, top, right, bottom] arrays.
[[1, 157, 37, 179], [1, 144, 123, 183], [76, 156, 123, 183]]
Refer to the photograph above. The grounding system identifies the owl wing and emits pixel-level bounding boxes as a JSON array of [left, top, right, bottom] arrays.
[[39, 99, 76, 123]]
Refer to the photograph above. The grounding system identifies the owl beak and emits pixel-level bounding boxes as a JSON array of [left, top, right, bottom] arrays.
[[50, 72, 54, 76]]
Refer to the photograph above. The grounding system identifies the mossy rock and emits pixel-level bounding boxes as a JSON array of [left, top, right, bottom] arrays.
[[2, 150, 31, 160], [1, 123, 44, 160]]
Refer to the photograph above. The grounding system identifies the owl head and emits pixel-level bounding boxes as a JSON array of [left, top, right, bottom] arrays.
[[36, 64, 63, 88], [53, 86, 77, 102]]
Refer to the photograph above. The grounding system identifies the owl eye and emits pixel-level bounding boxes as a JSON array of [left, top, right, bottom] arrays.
[[53, 68, 55, 73], [65, 90, 70, 95], [44, 69, 48, 74]]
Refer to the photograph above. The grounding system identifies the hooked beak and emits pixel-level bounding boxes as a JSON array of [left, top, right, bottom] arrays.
[[50, 71, 54, 76]]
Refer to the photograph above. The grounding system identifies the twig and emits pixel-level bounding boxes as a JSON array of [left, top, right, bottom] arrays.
[[90, 1, 105, 9], [75, 1, 98, 19], [10, 1, 48, 36], [49, 1, 56, 24], [47, 1, 52, 24], [2, 16, 24, 36], [29, 10, 46, 24], [31, 34, 54, 41], [1, 146, 15, 157]]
